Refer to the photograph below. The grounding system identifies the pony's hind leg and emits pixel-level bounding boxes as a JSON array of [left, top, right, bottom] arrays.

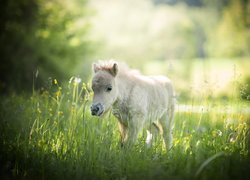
[[146, 123, 160, 148], [159, 110, 174, 150]]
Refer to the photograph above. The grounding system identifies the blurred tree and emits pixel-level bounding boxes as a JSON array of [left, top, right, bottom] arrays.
[[153, 0, 204, 6], [0, 0, 92, 93], [207, 0, 250, 57], [202, 0, 229, 12]]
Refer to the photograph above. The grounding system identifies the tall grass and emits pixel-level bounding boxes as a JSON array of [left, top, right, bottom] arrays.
[[0, 77, 249, 179]]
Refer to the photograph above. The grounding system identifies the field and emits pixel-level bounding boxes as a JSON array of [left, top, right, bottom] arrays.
[[0, 78, 249, 180], [1, 0, 249, 179]]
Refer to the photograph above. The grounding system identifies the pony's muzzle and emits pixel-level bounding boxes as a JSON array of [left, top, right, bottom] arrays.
[[91, 103, 104, 116]]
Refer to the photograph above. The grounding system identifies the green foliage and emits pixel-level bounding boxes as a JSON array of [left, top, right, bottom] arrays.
[[0, 79, 249, 179], [91, 0, 249, 63], [0, 0, 92, 93], [207, 0, 250, 57], [239, 76, 250, 100]]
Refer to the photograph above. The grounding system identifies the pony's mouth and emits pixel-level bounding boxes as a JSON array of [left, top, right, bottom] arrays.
[[94, 107, 111, 117], [91, 109, 104, 116], [96, 109, 104, 116]]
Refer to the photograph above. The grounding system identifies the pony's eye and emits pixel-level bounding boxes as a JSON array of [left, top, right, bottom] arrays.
[[106, 86, 112, 92]]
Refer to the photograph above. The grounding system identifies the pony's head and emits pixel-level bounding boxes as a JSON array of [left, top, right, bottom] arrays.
[[91, 61, 119, 116]]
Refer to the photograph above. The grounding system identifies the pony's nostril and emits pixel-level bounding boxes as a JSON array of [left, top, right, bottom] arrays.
[[95, 106, 99, 112]]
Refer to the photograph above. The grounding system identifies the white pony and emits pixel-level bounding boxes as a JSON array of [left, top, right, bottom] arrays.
[[91, 61, 175, 150]]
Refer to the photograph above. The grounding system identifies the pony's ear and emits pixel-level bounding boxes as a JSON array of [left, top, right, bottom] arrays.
[[93, 63, 99, 73], [109, 63, 118, 77]]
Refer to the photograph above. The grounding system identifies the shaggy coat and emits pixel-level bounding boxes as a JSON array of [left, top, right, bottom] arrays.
[[91, 61, 175, 150]]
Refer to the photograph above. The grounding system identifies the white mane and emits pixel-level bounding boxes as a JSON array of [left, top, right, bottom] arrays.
[[94, 60, 140, 76]]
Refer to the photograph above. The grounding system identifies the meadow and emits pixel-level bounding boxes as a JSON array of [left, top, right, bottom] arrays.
[[1, 0, 249, 179], [0, 76, 249, 180]]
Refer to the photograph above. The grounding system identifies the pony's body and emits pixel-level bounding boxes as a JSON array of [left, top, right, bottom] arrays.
[[91, 61, 175, 149]]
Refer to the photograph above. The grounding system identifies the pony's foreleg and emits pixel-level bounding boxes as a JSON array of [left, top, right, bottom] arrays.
[[122, 117, 143, 148], [118, 121, 127, 147]]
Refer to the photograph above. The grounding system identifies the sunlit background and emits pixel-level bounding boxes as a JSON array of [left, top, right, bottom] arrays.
[[88, 0, 250, 102], [0, 0, 249, 100]]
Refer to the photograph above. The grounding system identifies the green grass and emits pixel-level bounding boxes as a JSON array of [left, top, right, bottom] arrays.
[[0, 78, 249, 180]]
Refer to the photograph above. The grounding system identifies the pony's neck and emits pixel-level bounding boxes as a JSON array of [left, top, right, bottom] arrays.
[[116, 72, 134, 103]]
